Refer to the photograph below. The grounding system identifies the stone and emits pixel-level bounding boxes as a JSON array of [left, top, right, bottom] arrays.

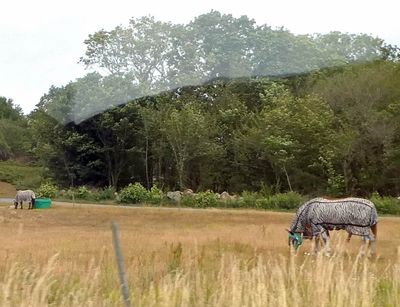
[[167, 191, 183, 202]]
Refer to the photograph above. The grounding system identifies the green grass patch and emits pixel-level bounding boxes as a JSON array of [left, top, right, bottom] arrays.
[[0, 160, 43, 190]]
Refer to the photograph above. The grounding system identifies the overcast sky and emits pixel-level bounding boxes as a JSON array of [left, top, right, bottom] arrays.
[[1, 0, 399, 113]]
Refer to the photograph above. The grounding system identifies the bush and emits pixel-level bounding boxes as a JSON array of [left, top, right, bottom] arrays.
[[194, 190, 219, 208], [255, 192, 305, 210], [37, 182, 58, 199], [182, 190, 304, 210], [60, 186, 115, 201], [61, 188, 76, 200], [119, 183, 149, 204], [259, 183, 273, 197], [76, 186, 92, 200], [148, 185, 164, 204], [371, 195, 400, 215], [62, 186, 92, 200], [240, 191, 260, 208], [93, 186, 115, 201], [181, 190, 220, 208], [181, 194, 196, 207]]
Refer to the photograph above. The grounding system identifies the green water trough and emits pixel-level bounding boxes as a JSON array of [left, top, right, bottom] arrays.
[[34, 198, 52, 209]]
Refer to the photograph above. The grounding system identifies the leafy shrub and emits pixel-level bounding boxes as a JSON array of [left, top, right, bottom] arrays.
[[181, 194, 196, 207], [148, 185, 164, 204], [222, 198, 242, 209], [371, 195, 400, 215], [37, 182, 58, 199], [182, 190, 304, 210], [93, 186, 115, 201], [259, 183, 273, 197], [255, 192, 305, 210], [76, 186, 92, 200], [60, 186, 115, 201], [182, 190, 219, 208], [270, 192, 305, 210], [119, 183, 149, 204], [194, 190, 219, 208], [62, 188, 76, 200], [240, 191, 260, 208]]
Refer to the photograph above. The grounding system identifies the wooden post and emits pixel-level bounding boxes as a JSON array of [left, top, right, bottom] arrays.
[[112, 221, 132, 307]]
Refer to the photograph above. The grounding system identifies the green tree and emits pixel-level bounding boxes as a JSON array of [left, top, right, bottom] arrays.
[[309, 61, 400, 195], [80, 17, 179, 92], [0, 96, 29, 160], [82, 102, 144, 189], [0, 97, 23, 121], [235, 82, 337, 193], [159, 103, 220, 189], [313, 32, 387, 64]]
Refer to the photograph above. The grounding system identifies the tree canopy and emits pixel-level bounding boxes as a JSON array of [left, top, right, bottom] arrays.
[[5, 11, 400, 196]]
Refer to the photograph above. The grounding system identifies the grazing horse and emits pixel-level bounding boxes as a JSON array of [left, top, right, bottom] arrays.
[[287, 197, 378, 255], [14, 190, 36, 210]]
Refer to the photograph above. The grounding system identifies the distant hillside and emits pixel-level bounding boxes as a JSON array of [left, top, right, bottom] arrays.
[[0, 161, 43, 190], [0, 181, 16, 197]]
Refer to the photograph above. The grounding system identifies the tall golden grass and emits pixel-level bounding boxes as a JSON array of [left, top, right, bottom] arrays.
[[0, 204, 399, 306]]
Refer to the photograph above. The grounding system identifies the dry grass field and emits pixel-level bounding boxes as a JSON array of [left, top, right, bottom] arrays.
[[0, 202, 400, 306]]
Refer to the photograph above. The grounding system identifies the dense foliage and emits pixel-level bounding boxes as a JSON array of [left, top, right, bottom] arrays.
[[29, 61, 400, 197], [0, 97, 31, 160], [3, 11, 400, 198]]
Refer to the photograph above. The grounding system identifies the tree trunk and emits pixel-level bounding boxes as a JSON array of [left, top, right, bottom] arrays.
[[343, 160, 350, 195], [105, 151, 113, 187], [283, 165, 293, 192], [145, 136, 150, 189], [177, 159, 185, 190]]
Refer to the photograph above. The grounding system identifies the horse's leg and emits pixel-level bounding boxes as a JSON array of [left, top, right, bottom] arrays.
[[321, 231, 331, 256], [347, 232, 352, 242], [20, 201, 23, 209], [368, 224, 377, 256], [360, 235, 370, 256], [314, 235, 321, 255]]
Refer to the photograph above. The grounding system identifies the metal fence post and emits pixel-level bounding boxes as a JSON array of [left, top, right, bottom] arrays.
[[112, 221, 132, 307]]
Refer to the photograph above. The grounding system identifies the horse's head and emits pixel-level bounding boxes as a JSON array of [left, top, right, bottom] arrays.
[[286, 229, 303, 249]]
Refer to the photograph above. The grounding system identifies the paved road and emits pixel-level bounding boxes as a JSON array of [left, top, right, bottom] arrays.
[[2, 199, 288, 215]]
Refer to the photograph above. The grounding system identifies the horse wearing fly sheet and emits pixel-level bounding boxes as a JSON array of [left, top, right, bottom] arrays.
[[14, 190, 36, 210], [287, 197, 378, 255]]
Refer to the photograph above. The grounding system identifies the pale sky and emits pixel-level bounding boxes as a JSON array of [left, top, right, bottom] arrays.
[[1, 0, 399, 113]]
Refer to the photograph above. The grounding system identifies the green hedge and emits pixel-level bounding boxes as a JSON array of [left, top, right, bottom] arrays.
[[179, 191, 305, 210], [118, 183, 164, 204], [34, 180, 400, 215], [371, 195, 400, 215], [181, 190, 219, 208], [255, 192, 305, 210], [58, 186, 116, 202]]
